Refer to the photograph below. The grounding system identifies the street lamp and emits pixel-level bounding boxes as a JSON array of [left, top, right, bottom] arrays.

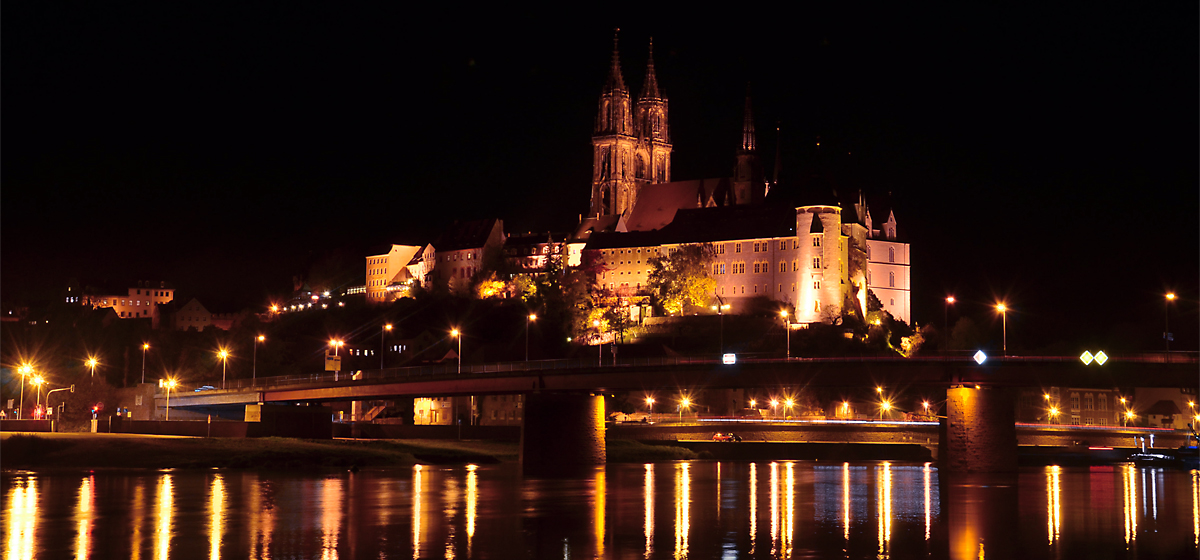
[[141, 343, 150, 384], [679, 396, 691, 424], [770, 399, 779, 418], [922, 401, 930, 416], [1048, 406, 1060, 424], [86, 357, 99, 380], [382, 324, 392, 369], [526, 314, 536, 361], [995, 303, 1008, 356], [879, 399, 892, 420], [944, 296, 956, 336], [714, 294, 730, 354], [253, 335, 265, 381], [218, 348, 230, 389], [450, 329, 461, 373], [749, 398, 757, 410], [645, 396, 655, 414], [780, 309, 790, 359], [784, 397, 795, 418], [1124, 409, 1136, 427], [164, 378, 177, 421], [593, 319, 603, 366], [17, 364, 32, 419], [1165, 293, 1176, 354], [32, 376, 45, 414]]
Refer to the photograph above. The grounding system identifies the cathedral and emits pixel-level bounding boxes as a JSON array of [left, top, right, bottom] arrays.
[[579, 31, 912, 325]]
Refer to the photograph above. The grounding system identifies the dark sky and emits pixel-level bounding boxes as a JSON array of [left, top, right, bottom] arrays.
[[4, 4, 1197, 351]]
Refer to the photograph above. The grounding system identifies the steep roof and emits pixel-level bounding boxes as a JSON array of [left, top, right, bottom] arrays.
[[619, 178, 733, 232], [1145, 399, 1182, 416], [434, 219, 501, 252]]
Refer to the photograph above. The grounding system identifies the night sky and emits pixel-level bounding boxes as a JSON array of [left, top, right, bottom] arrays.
[[4, 4, 1197, 352]]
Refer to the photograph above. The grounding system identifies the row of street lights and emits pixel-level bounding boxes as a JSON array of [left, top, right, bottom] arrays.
[[945, 292, 1180, 355], [642, 387, 928, 422]]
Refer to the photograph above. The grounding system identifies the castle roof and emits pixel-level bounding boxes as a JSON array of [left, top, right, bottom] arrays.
[[618, 178, 733, 233], [587, 204, 795, 250], [434, 218, 501, 252], [639, 39, 661, 100]]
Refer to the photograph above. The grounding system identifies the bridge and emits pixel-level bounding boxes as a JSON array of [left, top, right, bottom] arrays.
[[162, 353, 1198, 474]]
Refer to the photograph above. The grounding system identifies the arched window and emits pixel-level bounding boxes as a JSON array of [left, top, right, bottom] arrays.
[[888, 272, 895, 287], [888, 247, 895, 263]]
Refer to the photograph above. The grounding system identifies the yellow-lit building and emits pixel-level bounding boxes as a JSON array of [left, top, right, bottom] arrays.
[[77, 280, 174, 323]]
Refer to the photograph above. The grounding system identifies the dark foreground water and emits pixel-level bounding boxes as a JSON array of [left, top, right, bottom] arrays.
[[3, 462, 1196, 559]]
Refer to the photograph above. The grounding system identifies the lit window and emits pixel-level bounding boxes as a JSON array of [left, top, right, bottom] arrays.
[[780, 241, 787, 251], [812, 257, 821, 269], [735, 243, 742, 253], [814, 280, 821, 289], [779, 262, 786, 273], [812, 236, 821, 247]]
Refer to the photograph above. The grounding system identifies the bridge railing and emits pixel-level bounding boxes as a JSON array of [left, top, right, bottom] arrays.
[[176, 351, 1198, 395]]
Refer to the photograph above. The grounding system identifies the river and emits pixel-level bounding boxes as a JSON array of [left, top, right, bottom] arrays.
[[3, 461, 1196, 559]]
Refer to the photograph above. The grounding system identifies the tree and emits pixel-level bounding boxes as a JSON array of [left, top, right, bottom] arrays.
[[647, 244, 716, 315]]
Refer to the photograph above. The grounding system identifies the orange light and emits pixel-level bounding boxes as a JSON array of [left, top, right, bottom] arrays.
[[450, 329, 459, 338], [384, 324, 393, 331], [1166, 293, 1176, 301], [945, 296, 955, 304], [143, 343, 150, 350], [529, 314, 537, 321], [257, 335, 265, 342], [996, 303, 1007, 313]]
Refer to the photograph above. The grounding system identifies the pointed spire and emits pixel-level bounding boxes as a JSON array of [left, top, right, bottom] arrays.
[[604, 28, 627, 93], [640, 38, 661, 100], [740, 84, 756, 152], [773, 122, 783, 185]]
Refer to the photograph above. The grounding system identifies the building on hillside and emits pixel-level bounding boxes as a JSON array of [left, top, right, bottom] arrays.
[[365, 244, 435, 304], [1132, 387, 1198, 429], [431, 218, 505, 294], [1015, 387, 1123, 426], [503, 233, 586, 273], [75, 280, 175, 324], [574, 33, 910, 325], [170, 298, 213, 331]]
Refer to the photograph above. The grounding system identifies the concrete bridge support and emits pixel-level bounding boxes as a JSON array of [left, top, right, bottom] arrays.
[[941, 386, 1017, 472], [520, 393, 605, 475]]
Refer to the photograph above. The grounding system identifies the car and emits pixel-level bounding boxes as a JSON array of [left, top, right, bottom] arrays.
[[712, 432, 742, 442], [194, 385, 216, 392]]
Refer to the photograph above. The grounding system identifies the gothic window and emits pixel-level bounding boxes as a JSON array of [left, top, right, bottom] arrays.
[[1085, 394, 1094, 410], [888, 247, 895, 263], [888, 272, 895, 287], [866, 245, 872, 259]]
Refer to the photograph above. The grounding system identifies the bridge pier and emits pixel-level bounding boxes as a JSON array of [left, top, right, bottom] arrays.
[[940, 386, 1017, 472], [520, 393, 605, 475]]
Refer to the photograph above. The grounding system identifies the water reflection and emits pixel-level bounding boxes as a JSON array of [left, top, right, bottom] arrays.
[[1046, 465, 1061, 544], [6, 476, 36, 560], [210, 475, 225, 560], [3, 461, 1197, 558], [76, 475, 94, 560], [644, 463, 654, 558], [155, 475, 173, 560]]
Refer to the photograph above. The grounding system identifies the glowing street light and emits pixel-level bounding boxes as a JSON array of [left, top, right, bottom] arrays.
[[780, 309, 791, 359], [1124, 409, 1136, 427], [645, 396, 655, 414], [784, 398, 795, 415], [944, 296, 956, 335], [526, 314, 537, 362], [382, 324, 393, 369], [879, 398, 892, 419], [451, 329, 462, 373], [922, 401, 930, 413], [141, 343, 150, 384], [841, 401, 851, 418], [749, 399, 757, 409], [679, 396, 691, 424], [995, 303, 1008, 356], [253, 335, 265, 381], [17, 364, 32, 419], [770, 399, 779, 417], [218, 348, 230, 389], [593, 319, 603, 366], [32, 375, 45, 411], [86, 357, 99, 380], [1165, 292, 1177, 353], [1048, 406, 1060, 423], [329, 339, 345, 356], [164, 378, 178, 421]]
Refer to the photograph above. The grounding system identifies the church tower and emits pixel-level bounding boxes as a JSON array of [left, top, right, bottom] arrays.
[[591, 32, 672, 219], [591, 30, 637, 218], [732, 89, 765, 205], [634, 39, 672, 188]]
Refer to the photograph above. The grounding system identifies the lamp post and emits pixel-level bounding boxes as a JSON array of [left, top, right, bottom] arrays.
[[944, 296, 955, 341], [996, 303, 1008, 356], [593, 319, 602, 366], [770, 399, 779, 418], [451, 329, 461, 374], [17, 364, 31, 420], [382, 324, 392, 369], [879, 398, 892, 420], [32, 376, 45, 415], [86, 357, 98, 381], [141, 343, 150, 384], [1165, 293, 1176, 354], [253, 335, 265, 381], [780, 309, 790, 359], [164, 378, 177, 421], [218, 348, 229, 389], [525, 314, 536, 362], [679, 397, 691, 424], [645, 396, 655, 421], [714, 294, 730, 354], [1048, 406, 1060, 424]]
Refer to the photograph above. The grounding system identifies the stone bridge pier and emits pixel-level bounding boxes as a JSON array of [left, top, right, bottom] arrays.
[[520, 393, 605, 476], [940, 386, 1018, 472]]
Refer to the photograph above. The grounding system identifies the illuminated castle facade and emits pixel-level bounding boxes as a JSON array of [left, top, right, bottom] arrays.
[[582, 33, 911, 325]]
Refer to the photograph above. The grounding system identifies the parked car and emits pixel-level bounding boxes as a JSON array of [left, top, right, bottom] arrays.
[[712, 432, 742, 442]]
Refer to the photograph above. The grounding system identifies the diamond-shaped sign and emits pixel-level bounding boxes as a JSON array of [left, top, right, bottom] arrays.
[[1094, 351, 1108, 365], [973, 350, 987, 365], [1079, 351, 1094, 365]]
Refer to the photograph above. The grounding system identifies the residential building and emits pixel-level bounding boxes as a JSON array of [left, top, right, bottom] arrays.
[[432, 218, 505, 294], [365, 244, 434, 304]]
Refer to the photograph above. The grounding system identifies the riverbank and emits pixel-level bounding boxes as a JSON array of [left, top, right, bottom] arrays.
[[0, 433, 697, 470]]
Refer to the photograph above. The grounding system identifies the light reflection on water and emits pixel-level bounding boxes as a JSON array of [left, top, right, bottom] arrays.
[[2, 462, 1197, 559]]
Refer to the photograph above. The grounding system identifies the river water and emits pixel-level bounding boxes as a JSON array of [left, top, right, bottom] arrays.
[[3, 462, 1196, 559]]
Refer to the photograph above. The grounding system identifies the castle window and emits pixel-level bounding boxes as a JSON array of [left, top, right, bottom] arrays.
[[867, 272, 872, 286], [812, 236, 821, 247], [888, 247, 895, 263], [793, 261, 798, 272], [812, 257, 821, 269], [780, 262, 786, 273], [888, 272, 895, 287], [814, 301, 820, 313], [735, 243, 742, 253], [866, 245, 872, 259], [792, 240, 799, 249], [741, 286, 745, 294], [778, 284, 782, 292], [717, 244, 725, 255], [814, 280, 821, 289], [753, 263, 760, 274], [780, 241, 787, 251]]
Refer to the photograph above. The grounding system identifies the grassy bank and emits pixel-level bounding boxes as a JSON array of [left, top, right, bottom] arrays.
[[0, 434, 695, 470]]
